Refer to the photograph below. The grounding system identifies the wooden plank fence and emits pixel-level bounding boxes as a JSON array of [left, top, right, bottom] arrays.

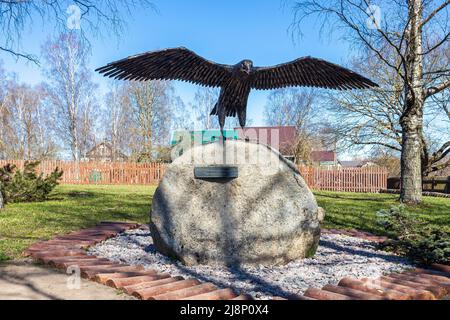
[[298, 166, 388, 193], [0, 160, 166, 185], [0, 160, 388, 192], [388, 176, 450, 194]]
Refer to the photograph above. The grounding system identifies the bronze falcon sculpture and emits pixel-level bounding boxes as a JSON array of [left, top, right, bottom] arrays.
[[96, 47, 378, 132]]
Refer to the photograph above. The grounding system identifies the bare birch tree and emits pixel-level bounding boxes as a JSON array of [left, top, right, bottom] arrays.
[[8, 84, 42, 159], [103, 82, 134, 161], [0, 63, 9, 158], [78, 95, 99, 159], [291, 0, 450, 203], [0, 62, 56, 160], [191, 87, 220, 130], [264, 88, 333, 163], [42, 32, 98, 161], [104, 80, 183, 162]]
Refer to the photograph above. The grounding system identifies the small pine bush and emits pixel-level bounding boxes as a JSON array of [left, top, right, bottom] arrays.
[[377, 205, 450, 265], [0, 161, 63, 204], [0, 251, 9, 262]]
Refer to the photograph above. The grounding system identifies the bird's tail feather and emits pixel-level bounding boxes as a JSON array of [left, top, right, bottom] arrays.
[[227, 108, 236, 117], [210, 103, 237, 117], [210, 103, 218, 115]]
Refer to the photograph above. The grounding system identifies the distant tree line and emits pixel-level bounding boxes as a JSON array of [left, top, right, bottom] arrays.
[[0, 32, 188, 162], [0, 30, 254, 163]]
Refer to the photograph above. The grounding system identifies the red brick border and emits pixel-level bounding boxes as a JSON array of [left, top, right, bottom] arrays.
[[24, 221, 251, 300], [295, 228, 450, 300], [298, 266, 450, 300], [25, 222, 449, 300]]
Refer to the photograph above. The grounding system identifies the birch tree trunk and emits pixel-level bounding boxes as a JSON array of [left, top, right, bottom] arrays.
[[400, 0, 425, 204], [400, 107, 423, 203]]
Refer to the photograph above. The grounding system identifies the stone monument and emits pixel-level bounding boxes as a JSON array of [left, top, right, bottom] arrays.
[[150, 140, 324, 266]]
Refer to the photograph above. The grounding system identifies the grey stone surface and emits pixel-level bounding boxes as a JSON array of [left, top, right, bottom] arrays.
[[150, 140, 322, 266]]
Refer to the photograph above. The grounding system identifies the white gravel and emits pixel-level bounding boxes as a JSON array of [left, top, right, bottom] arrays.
[[88, 227, 414, 299]]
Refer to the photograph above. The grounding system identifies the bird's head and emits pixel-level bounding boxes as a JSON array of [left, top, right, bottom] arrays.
[[238, 60, 253, 75]]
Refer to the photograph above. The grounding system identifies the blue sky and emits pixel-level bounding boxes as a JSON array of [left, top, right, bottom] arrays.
[[1, 0, 352, 126]]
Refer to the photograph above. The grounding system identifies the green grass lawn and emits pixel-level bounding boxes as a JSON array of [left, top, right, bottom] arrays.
[[315, 191, 450, 236], [0, 185, 449, 261], [0, 185, 155, 261]]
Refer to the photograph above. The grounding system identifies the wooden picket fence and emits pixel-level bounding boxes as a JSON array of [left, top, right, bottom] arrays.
[[298, 165, 388, 193], [0, 160, 388, 192], [0, 160, 166, 185]]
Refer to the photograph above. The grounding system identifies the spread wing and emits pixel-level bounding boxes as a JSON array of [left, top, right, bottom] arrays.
[[249, 57, 378, 90], [96, 47, 233, 87]]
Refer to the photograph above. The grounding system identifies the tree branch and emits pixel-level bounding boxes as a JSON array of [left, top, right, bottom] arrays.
[[426, 79, 450, 98], [421, 31, 450, 56], [420, 0, 450, 29], [430, 140, 450, 163], [428, 159, 450, 174], [0, 46, 39, 65], [350, 140, 402, 151]]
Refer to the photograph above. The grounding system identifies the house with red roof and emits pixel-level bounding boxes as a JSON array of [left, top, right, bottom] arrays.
[[234, 126, 297, 161], [310, 150, 338, 166]]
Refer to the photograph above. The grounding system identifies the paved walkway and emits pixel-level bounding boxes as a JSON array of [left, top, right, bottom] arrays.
[[0, 260, 135, 300]]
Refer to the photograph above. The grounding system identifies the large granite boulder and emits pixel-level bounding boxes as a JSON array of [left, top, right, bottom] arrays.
[[150, 140, 323, 266]]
